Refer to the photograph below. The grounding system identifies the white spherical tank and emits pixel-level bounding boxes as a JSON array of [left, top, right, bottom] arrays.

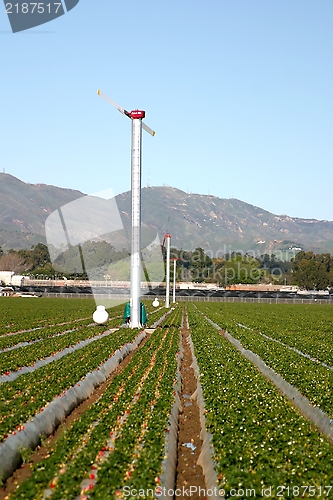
[[93, 305, 109, 325]]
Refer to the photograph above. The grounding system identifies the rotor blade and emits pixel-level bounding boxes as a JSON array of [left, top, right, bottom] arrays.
[[142, 122, 156, 136], [97, 89, 131, 118]]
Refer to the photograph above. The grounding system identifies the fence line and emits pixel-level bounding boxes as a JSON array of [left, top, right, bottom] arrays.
[[40, 293, 333, 305]]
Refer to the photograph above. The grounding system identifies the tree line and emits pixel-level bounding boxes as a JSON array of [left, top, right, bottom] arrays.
[[0, 243, 129, 280], [1, 244, 333, 290], [165, 247, 333, 290]]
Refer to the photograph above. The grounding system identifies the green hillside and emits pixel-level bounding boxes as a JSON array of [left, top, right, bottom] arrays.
[[0, 173, 84, 250], [117, 186, 333, 255], [1, 174, 333, 255]]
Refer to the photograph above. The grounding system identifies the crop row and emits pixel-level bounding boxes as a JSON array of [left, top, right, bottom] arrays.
[[141, 303, 168, 327], [0, 300, 165, 373], [187, 304, 333, 494], [0, 297, 160, 340], [0, 327, 140, 443], [0, 301, 171, 442], [195, 303, 333, 419], [0, 315, 137, 376], [0, 297, 97, 332], [0, 318, 93, 350], [0, 301, 129, 346], [8, 306, 182, 499], [196, 302, 333, 366], [224, 322, 333, 420], [0, 325, 108, 376]]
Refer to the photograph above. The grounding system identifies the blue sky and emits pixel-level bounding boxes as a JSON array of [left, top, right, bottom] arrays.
[[1, 0, 333, 221]]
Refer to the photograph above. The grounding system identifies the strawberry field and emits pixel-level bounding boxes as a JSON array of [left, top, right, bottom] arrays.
[[0, 298, 176, 494], [6, 308, 181, 499], [188, 302, 333, 496], [195, 302, 333, 419], [0, 298, 333, 499]]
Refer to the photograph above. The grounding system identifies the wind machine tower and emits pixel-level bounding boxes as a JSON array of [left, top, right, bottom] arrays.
[[97, 90, 155, 328]]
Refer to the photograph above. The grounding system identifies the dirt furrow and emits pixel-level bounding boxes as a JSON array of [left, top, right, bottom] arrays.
[[175, 308, 207, 499]]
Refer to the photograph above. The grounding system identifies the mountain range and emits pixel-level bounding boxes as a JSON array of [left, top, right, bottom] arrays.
[[1, 173, 333, 257]]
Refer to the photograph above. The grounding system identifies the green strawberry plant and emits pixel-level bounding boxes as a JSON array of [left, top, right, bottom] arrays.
[[187, 303, 333, 496]]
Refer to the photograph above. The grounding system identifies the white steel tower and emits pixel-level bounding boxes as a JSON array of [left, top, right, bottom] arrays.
[[170, 258, 179, 303], [97, 90, 155, 328], [162, 233, 171, 308]]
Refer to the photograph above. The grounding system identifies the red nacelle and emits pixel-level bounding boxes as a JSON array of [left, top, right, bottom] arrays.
[[130, 110, 145, 119]]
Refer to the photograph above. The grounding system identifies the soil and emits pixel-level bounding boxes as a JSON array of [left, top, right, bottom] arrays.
[[0, 330, 152, 500], [175, 309, 207, 499]]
